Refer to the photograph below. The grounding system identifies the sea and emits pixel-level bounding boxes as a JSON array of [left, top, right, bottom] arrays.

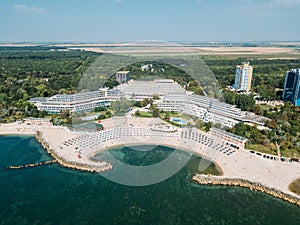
[[0, 135, 300, 225]]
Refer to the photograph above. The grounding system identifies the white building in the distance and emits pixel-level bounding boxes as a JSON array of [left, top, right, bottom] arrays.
[[116, 71, 131, 84], [233, 62, 253, 91]]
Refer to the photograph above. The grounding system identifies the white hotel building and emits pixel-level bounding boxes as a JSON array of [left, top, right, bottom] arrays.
[[29, 79, 267, 128], [29, 88, 122, 114], [156, 93, 266, 128]]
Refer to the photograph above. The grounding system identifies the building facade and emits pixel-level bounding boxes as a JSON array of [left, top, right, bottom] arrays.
[[116, 71, 131, 84], [29, 79, 268, 127], [29, 88, 122, 114], [156, 93, 267, 128], [115, 79, 186, 100], [282, 69, 300, 106], [210, 127, 247, 148], [233, 62, 253, 91]]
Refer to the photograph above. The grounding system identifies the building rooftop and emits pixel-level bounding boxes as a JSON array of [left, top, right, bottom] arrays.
[[116, 71, 131, 74], [115, 79, 186, 97], [210, 127, 247, 142]]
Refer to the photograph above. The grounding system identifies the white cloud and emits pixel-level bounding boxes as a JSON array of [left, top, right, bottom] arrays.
[[14, 4, 44, 14]]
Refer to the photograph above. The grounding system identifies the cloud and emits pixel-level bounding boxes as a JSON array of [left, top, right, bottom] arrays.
[[14, 4, 44, 14]]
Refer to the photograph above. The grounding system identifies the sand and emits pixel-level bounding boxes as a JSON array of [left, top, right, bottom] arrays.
[[1, 118, 300, 203]]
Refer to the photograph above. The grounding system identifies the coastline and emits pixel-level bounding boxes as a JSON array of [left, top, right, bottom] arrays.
[[89, 142, 224, 176], [1, 121, 300, 208], [192, 174, 300, 208], [34, 130, 113, 173], [31, 127, 300, 208]]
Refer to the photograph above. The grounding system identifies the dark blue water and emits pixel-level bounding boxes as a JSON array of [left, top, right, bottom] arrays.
[[0, 135, 300, 225]]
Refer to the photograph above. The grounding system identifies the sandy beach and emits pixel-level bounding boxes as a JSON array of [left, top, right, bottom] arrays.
[[1, 118, 300, 206]]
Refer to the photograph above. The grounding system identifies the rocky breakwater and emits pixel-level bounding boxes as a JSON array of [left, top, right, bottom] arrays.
[[6, 160, 57, 171], [193, 174, 300, 208], [35, 131, 113, 173]]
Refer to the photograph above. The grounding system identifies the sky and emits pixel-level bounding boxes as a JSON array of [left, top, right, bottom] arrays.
[[1, 0, 300, 43]]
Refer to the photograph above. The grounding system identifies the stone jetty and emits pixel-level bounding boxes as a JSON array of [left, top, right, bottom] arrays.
[[6, 160, 57, 170], [193, 174, 300, 208]]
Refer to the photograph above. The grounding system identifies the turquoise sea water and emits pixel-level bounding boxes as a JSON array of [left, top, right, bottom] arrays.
[[0, 135, 300, 225]]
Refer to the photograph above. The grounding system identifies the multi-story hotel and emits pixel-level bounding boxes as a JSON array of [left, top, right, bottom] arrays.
[[233, 62, 253, 91], [29, 88, 122, 114], [115, 79, 186, 100], [116, 71, 131, 84], [156, 93, 267, 128], [29, 79, 267, 127], [282, 69, 300, 106]]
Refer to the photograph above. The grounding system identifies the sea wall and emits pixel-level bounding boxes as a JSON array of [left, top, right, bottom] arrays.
[[6, 160, 57, 170], [34, 131, 113, 173], [193, 174, 300, 208]]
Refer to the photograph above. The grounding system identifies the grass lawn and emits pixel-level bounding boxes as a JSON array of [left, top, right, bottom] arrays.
[[246, 144, 277, 155], [289, 178, 300, 195], [135, 111, 154, 118], [280, 148, 300, 159], [160, 112, 180, 118], [258, 104, 274, 111], [246, 144, 300, 158]]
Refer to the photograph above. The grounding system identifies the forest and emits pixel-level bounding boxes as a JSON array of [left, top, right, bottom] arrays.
[[0, 46, 99, 122], [228, 103, 300, 158]]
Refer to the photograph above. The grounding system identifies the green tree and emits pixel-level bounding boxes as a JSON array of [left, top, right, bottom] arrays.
[[134, 110, 141, 116], [164, 112, 170, 121], [152, 108, 160, 117]]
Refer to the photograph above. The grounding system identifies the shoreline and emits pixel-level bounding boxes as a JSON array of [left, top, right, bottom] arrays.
[[192, 174, 300, 208], [30, 131, 300, 208], [1, 122, 300, 207], [88, 142, 224, 176], [34, 131, 113, 173]]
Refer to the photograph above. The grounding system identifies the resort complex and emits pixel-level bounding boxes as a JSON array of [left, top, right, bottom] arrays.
[[3, 0, 300, 222], [18, 69, 300, 206], [1, 50, 300, 223], [29, 78, 267, 128]]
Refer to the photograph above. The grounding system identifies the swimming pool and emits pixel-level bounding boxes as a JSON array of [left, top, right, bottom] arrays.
[[171, 117, 187, 125], [82, 114, 100, 121]]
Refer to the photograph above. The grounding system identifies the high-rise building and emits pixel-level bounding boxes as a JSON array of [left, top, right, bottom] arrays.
[[233, 62, 253, 91], [282, 69, 300, 106], [116, 71, 131, 84]]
